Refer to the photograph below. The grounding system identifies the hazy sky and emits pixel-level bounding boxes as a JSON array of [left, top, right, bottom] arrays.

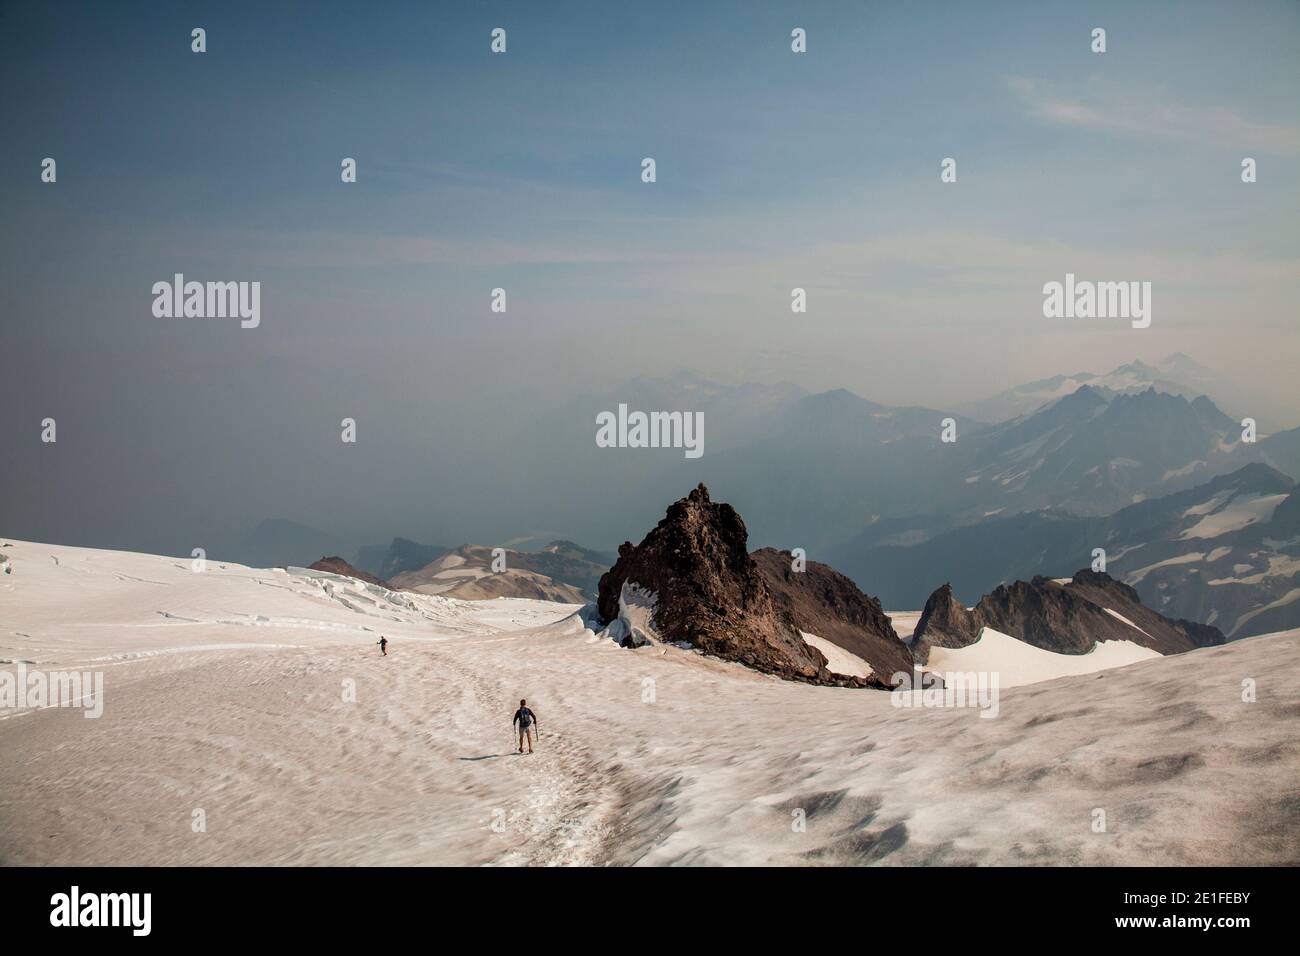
[[2, 0, 1298, 557]]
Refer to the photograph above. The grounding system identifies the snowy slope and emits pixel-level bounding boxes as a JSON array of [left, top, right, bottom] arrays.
[[925, 627, 1161, 687], [1, 539, 1297, 866]]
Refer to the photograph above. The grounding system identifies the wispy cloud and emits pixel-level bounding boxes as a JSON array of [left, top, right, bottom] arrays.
[[600, 229, 1300, 299], [109, 228, 669, 270], [1006, 76, 1300, 156]]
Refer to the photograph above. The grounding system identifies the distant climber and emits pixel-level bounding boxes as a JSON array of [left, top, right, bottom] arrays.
[[378, 636, 388, 656], [513, 699, 538, 754]]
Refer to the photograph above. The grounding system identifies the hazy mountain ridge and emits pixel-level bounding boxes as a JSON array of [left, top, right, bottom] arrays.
[[389, 540, 610, 602], [956, 353, 1279, 429], [354, 537, 454, 580], [710, 381, 1258, 554], [231, 358, 1285, 567], [943, 386, 1252, 519], [835, 463, 1299, 638], [231, 359, 1290, 636]]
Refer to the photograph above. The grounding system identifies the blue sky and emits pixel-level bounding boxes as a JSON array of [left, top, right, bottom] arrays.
[[4, 2, 1296, 347]]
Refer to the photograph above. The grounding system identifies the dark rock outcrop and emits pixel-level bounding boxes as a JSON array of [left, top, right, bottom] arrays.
[[912, 569, 1226, 660], [597, 484, 892, 688], [1057, 569, 1225, 651], [308, 556, 393, 590], [1170, 617, 1230, 649], [909, 583, 981, 662], [751, 548, 913, 680]]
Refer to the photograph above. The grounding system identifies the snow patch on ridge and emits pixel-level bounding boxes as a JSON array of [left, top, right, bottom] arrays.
[[801, 631, 872, 679], [1180, 493, 1288, 540], [1103, 606, 1151, 637], [1128, 551, 1205, 585], [925, 627, 1161, 687]]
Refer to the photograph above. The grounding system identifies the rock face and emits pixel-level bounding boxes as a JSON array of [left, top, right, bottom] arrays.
[[596, 484, 890, 687], [751, 548, 913, 680], [1059, 569, 1226, 652], [910, 583, 981, 661], [911, 569, 1227, 662], [308, 556, 393, 589]]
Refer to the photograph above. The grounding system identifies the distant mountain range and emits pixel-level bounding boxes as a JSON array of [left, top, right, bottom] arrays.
[[354, 537, 614, 602], [233, 355, 1289, 561], [229, 524, 612, 603], [244, 372, 1286, 570], [354, 537, 453, 581], [702, 381, 1279, 552], [941, 385, 1253, 519], [228, 355, 1293, 637], [831, 463, 1299, 638], [955, 353, 1279, 430]]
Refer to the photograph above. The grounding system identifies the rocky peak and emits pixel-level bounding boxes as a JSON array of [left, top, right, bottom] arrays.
[[308, 556, 393, 590], [913, 570, 1225, 659], [596, 485, 889, 687], [910, 583, 981, 661]]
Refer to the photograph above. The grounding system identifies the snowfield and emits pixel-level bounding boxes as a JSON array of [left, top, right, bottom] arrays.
[[1, 539, 1297, 866]]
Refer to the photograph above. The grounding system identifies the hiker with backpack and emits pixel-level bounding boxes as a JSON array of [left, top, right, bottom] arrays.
[[378, 636, 388, 656], [513, 699, 538, 754]]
